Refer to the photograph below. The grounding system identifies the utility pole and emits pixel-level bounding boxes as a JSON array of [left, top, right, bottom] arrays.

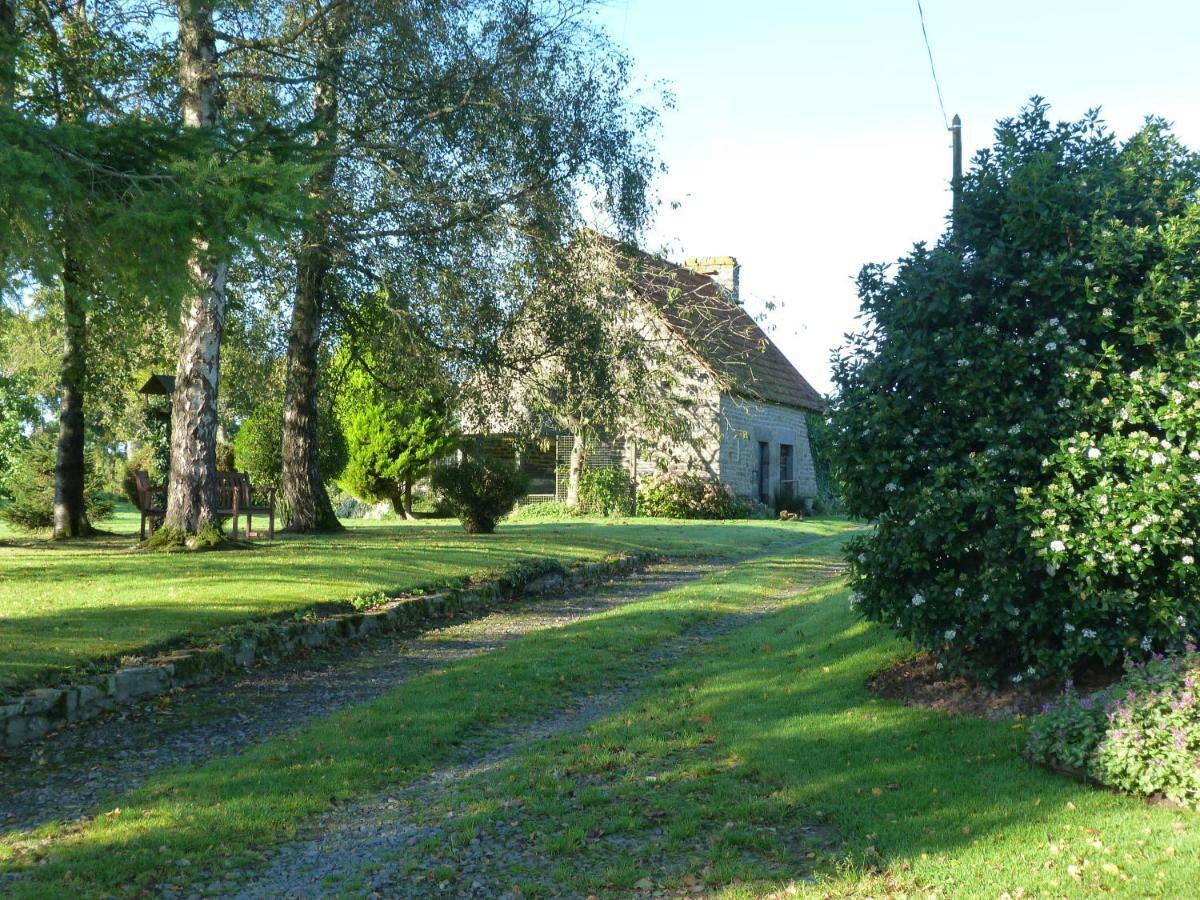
[[951, 113, 963, 232]]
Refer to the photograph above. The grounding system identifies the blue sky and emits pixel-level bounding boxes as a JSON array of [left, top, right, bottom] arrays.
[[593, 0, 1200, 393]]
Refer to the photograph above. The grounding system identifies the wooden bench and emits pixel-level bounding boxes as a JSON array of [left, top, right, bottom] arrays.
[[134, 470, 276, 540], [133, 470, 166, 541], [218, 471, 277, 539]]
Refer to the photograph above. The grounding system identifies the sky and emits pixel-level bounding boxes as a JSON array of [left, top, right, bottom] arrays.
[[592, 0, 1200, 394]]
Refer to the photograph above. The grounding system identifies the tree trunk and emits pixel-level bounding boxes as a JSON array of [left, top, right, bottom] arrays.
[[53, 252, 90, 538], [566, 432, 586, 508], [51, 1, 92, 540], [402, 477, 414, 520], [280, 7, 348, 533], [164, 0, 227, 537]]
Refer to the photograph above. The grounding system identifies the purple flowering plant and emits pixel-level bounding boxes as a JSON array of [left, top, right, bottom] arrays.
[[1027, 649, 1200, 807]]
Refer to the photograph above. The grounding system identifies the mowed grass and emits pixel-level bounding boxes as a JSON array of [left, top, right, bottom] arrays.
[[0, 524, 859, 897], [414, 591, 1200, 897], [0, 504, 840, 692], [3, 521, 1195, 898]]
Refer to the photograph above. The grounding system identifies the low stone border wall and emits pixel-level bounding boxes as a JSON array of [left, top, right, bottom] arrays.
[[1, 552, 653, 750]]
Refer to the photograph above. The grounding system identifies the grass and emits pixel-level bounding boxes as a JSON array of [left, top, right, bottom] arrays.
[[0, 522, 858, 896], [0, 501, 838, 693], [3, 519, 1195, 896]]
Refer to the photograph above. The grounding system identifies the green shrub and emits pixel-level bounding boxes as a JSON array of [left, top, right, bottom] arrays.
[[432, 455, 530, 534], [216, 438, 235, 473], [577, 467, 635, 516], [0, 432, 113, 531], [1028, 649, 1200, 808], [636, 473, 750, 520], [121, 444, 158, 506], [234, 398, 347, 488], [0, 375, 36, 500], [832, 100, 1200, 683]]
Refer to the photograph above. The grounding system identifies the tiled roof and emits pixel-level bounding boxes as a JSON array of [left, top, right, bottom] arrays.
[[607, 238, 824, 412]]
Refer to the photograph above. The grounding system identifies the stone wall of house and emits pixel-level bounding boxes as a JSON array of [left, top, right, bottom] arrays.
[[628, 370, 724, 484], [717, 394, 818, 502]]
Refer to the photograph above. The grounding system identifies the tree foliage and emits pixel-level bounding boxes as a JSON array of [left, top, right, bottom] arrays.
[[235, 393, 346, 489], [832, 100, 1200, 683]]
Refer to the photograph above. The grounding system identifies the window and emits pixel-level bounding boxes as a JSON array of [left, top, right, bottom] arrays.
[[757, 441, 770, 503], [780, 444, 794, 484]]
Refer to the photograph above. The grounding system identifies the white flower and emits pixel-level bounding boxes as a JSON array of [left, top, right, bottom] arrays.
[[1008, 424, 1022, 435], [935, 661, 944, 670], [1082, 628, 1097, 639], [1057, 398, 1071, 408], [1189, 450, 1200, 461], [849, 592, 862, 607], [1011, 674, 1023, 683], [1177, 616, 1188, 628], [1184, 555, 1195, 565], [944, 629, 957, 641], [911, 593, 926, 607], [1050, 540, 1066, 553], [1132, 523, 1145, 536], [1087, 447, 1102, 460], [1141, 636, 1153, 652], [1152, 452, 1167, 465], [1189, 381, 1200, 391], [954, 587, 965, 597], [884, 481, 900, 493], [1064, 623, 1076, 633], [1045, 341, 1058, 351]]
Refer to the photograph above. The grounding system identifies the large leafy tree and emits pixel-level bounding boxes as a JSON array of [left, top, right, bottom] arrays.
[[160, 0, 321, 541], [6, 1, 200, 538], [264, 0, 660, 531], [832, 100, 1200, 684]]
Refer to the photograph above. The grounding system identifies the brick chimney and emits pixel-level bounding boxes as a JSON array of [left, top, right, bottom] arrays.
[[684, 255, 740, 304]]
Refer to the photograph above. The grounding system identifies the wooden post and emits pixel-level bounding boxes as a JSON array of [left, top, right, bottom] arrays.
[[951, 113, 963, 232]]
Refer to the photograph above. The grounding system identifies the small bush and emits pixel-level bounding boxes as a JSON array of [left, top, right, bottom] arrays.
[[636, 473, 750, 520], [216, 439, 235, 473], [0, 432, 112, 531], [577, 467, 635, 516], [1027, 651, 1200, 808], [235, 398, 347, 488], [432, 455, 530, 534], [121, 445, 158, 507]]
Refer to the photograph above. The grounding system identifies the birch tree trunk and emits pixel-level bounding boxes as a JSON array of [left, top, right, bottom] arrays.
[[53, 251, 90, 538], [164, 0, 228, 537], [280, 8, 348, 533]]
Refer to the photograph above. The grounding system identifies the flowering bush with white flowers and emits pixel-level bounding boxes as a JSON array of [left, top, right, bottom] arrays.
[[831, 100, 1200, 683], [1027, 650, 1200, 807]]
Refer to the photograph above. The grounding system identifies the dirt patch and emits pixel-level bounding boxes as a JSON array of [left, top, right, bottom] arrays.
[[868, 654, 1059, 719]]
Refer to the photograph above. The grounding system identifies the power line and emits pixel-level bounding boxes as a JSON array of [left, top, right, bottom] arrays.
[[915, 0, 950, 130]]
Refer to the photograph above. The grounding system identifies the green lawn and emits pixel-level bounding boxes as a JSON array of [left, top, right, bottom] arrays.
[[0, 503, 838, 693], [3, 522, 1195, 897]]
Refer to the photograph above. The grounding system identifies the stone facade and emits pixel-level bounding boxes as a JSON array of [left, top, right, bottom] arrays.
[[717, 393, 818, 502]]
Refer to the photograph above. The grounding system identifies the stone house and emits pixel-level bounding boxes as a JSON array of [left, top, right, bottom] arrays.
[[496, 240, 824, 507]]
